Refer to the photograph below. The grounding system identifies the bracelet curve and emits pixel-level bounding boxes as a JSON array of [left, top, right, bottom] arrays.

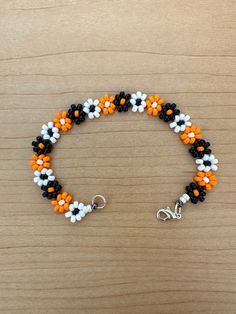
[[29, 91, 218, 223]]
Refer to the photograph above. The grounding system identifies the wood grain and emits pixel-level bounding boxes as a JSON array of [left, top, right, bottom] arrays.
[[0, 0, 236, 313]]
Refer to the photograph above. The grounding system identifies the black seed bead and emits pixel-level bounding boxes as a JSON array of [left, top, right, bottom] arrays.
[[114, 91, 131, 112], [89, 105, 95, 112], [185, 182, 206, 204], [40, 174, 48, 180], [32, 136, 52, 155], [41, 180, 62, 200], [67, 104, 86, 125], [48, 129, 53, 137], [72, 208, 79, 216], [136, 99, 142, 106], [177, 120, 185, 126], [199, 196, 205, 202], [158, 103, 180, 122], [189, 139, 211, 158]]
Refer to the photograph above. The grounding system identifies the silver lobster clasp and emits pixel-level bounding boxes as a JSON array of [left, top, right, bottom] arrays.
[[157, 201, 182, 221]]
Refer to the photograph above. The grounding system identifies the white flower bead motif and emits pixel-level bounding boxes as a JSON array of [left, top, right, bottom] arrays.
[[83, 98, 101, 119], [41, 122, 60, 144], [196, 154, 218, 172], [33, 168, 55, 187], [65, 201, 93, 223], [130, 91, 147, 113], [169, 113, 191, 133]]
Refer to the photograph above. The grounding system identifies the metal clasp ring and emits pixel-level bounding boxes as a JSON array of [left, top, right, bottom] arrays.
[[157, 207, 177, 221], [91, 195, 106, 209], [157, 201, 182, 221]]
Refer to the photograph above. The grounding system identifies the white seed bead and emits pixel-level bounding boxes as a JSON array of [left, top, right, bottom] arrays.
[[71, 215, 76, 223], [78, 203, 84, 210], [93, 111, 100, 118], [203, 176, 210, 183], [43, 179, 48, 186], [37, 160, 43, 165], [88, 112, 94, 119], [175, 125, 181, 133], [46, 169, 53, 175], [139, 106, 144, 113], [179, 193, 190, 204], [211, 164, 218, 171], [79, 211, 85, 218], [183, 193, 190, 201], [83, 207, 89, 214], [60, 118, 65, 125], [41, 168, 47, 174], [198, 164, 205, 171], [94, 99, 99, 106], [130, 99, 136, 106], [188, 132, 195, 138], [43, 134, 50, 140], [58, 200, 65, 206], [76, 214, 82, 221], [65, 211, 72, 218], [83, 107, 89, 114], [87, 205, 93, 213], [54, 133, 60, 139]]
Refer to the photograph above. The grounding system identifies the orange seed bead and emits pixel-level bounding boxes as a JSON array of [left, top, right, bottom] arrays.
[[120, 98, 126, 105], [38, 143, 45, 149], [74, 110, 79, 117], [166, 109, 173, 115]]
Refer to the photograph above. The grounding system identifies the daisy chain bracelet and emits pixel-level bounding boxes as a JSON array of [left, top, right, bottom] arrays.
[[29, 91, 218, 223]]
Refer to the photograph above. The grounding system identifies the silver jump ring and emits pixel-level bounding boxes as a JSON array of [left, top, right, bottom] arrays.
[[91, 195, 106, 209]]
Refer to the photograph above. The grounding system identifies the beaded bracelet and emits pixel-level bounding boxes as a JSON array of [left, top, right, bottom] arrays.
[[29, 91, 218, 223]]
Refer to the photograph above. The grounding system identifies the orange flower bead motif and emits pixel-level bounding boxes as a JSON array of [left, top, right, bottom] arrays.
[[99, 94, 116, 115], [146, 95, 164, 116], [180, 125, 202, 145], [29, 154, 51, 171], [194, 171, 217, 191], [51, 192, 72, 213], [54, 112, 72, 132]]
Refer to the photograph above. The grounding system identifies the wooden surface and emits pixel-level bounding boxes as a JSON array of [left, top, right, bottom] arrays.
[[0, 1, 236, 313]]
